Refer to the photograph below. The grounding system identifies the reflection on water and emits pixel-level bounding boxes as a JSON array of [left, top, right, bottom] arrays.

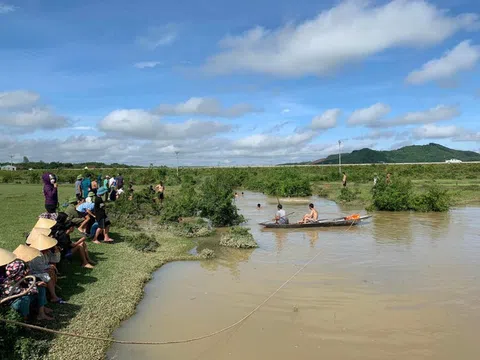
[[108, 192, 480, 360]]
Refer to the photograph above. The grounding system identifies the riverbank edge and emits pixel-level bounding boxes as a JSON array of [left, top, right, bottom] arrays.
[[46, 225, 201, 360]]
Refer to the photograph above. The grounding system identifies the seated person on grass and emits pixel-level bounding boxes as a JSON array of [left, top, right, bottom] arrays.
[[298, 203, 318, 224], [51, 220, 95, 269], [0, 252, 54, 321], [27, 234, 65, 304], [93, 187, 114, 244]]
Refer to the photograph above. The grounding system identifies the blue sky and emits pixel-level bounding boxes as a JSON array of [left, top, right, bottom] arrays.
[[0, 0, 479, 165]]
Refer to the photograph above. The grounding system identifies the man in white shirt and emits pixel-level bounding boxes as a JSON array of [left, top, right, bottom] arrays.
[[274, 204, 288, 224]]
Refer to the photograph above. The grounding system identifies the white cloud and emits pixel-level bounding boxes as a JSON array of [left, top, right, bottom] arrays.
[[0, 90, 40, 109], [281, 108, 290, 114], [154, 97, 260, 118], [311, 109, 341, 129], [98, 109, 231, 140], [454, 132, 480, 142], [136, 24, 178, 50], [204, 0, 478, 77], [385, 105, 459, 127], [134, 61, 161, 69], [352, 130, 397, 140], [0, 108, 68, 130], [0, 3, 15, 14], [232, 130, 317, 150], [347, 103, 391, 126], [349, 104, 459, 128], [406, 40, 480, 85], [413, 124, 463, 139]]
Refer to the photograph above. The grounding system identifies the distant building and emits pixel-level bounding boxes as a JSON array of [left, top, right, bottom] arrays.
[[445, 159, 462, 163], [1, 165, 17, 171]]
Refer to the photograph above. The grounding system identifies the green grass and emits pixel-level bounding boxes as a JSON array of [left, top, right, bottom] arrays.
[[0, 184, 196, 360], [313, 179, 480, 207]]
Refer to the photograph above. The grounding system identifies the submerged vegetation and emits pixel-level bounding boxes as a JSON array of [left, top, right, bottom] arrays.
[[220, 227, 258, 249]]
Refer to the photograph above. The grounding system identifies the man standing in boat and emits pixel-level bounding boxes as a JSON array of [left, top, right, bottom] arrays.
[[274, 204, 289, 224], [298, 203, 318, 224]]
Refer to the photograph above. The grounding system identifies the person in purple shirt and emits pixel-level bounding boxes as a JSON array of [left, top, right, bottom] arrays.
[[42, 172, 58, 213]]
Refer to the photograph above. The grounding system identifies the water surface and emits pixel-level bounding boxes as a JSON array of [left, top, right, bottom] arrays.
[[108, 192, 480, 360]]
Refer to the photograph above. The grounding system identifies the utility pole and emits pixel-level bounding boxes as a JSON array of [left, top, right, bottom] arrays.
[[175, 151, 179, 176], [338, 140, 342, 174], [10, 154, 14, 166]]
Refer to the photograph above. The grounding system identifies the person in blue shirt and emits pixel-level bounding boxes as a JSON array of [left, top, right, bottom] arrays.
[[76, 200, 95, 235], [81, 174, 91, 199]]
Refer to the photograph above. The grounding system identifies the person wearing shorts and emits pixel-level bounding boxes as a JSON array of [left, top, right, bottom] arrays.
[[92, 187, 113, 243]]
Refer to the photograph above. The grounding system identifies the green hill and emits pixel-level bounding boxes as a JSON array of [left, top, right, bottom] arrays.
[[313, 143, 480, 164]]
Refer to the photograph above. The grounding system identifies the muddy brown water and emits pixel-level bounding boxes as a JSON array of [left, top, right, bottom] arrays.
[[108, 192, 480, 360]]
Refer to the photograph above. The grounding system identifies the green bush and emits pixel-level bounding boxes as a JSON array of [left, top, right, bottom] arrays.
[[220, 226, 258, 249], [108, 188, 161, 225], [339, 187, 357, 202], [413, 184, 451, 212], [125, 232, 159, 252], [370, 176, 414, 211], [158, 183, 199, 222], [197, 174, 245, 226], [370, 177, 451, 212]]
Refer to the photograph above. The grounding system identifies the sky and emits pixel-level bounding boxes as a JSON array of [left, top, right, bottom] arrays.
[[0, 0, 479, 166]]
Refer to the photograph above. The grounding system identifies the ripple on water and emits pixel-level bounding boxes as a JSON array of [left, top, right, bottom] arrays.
[[108, 191, 480, 360]]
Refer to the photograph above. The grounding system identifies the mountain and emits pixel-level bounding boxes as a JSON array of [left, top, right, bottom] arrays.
[[312, 143, 480, 164]]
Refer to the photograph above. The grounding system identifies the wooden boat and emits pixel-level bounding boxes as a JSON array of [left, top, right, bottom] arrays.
[[260, 215, 372, 229]]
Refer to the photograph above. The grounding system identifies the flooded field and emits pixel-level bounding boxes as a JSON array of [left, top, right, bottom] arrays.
[[108, 192, 480, 360]]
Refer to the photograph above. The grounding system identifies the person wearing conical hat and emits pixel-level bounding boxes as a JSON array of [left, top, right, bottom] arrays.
[[34, 217, 56, 230], [13, 245, 41, 263], [0, 256, 53, 321], [26, 227, 52, 245], [29, 234, 65, 304]]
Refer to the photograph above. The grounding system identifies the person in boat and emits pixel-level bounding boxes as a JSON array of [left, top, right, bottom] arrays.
[[298, 203, 318, 224], [274, 204, 288, 224]]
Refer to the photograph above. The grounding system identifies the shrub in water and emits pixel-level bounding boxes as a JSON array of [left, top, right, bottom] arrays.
[[412, 184, 451, 212], [370, 176, 414, 211], [220, 227, 258, 249], [198, 174, 245, 227], [198, 248, 215, 259], [125, 232, 159, 252]]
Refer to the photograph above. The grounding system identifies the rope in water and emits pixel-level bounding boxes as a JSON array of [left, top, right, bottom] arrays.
[[0, 220, 358, 345]]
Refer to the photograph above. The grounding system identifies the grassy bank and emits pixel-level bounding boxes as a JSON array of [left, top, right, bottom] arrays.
[[0, 184, 197, 360], [313, 179, 480, 207]]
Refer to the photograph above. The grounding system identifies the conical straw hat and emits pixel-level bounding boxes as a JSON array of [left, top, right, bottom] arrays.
[[13, 244, 41, 262], [34, 218, 56, 229], [26, 227, 52, 245], [0, 248, 17, 267], [29, 234, 58, 251]]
